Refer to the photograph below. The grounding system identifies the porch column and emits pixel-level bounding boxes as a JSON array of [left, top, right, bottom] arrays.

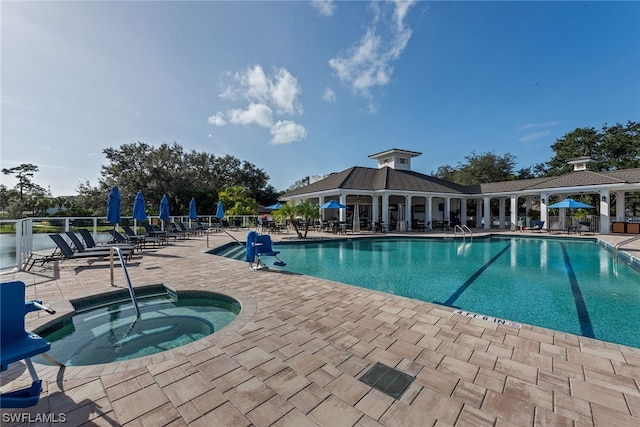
[[444, 197, 451, 223], [615, 191, 626, 220], [382, 194, 389, 226], [600, 190, 610, 234], [525, 197, 533, 227], [318, 195, 325, 220], [339, 194, 347, 222], [406, 195, 412, 231], [510, 196, 518, 230], [461, 199, 468, 227], [475, 199, 483, 228], [498, 198, 506, 229], [540, 193, 549, 229], [372, 196, 379, 224], [427, 196, 433, 230], [483, 197, 491, 229]]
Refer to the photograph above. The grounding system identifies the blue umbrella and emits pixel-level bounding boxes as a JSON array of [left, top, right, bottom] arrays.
[[266, 202, 283, 210], [216, 200, 225, 219], [547, 198, 594, 209], [106, 186, 121, 225], [320, 200, 347, 209], [159, 195, 170, 222], [189, 198, 198, 220], [133, 191, 147, 222]]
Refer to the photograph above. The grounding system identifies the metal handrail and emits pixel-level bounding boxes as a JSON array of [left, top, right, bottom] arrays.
[[454, 225, 473, 240], [109, 246, 141, 319], [613, 235, 640, 263]]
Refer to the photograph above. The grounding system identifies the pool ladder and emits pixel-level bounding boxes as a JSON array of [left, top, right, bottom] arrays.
[[109, 247, 141, 319], [613, 235, 640, 263], [454, 225, 473, 240]]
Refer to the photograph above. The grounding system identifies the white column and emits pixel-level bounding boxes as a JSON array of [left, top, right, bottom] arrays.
[[615, 191, 626, 220], [339, 194, 347, 222], [483, 197, 491, 229], [600, 190, 610, 234], [382, 194, 389, 226], [372, 195, 379, 224], [406, 195, 412, 231], [461, 199, 468, 227], [540, 193, 549, 229], [319, 195, 325, 220], [525, 197, 532, 227], [498, 198, 506, 229], [444, 197, 451, 222], [475, 199, 482, 228], [510, 196, 518, 230], [427, 196, 433, 229]]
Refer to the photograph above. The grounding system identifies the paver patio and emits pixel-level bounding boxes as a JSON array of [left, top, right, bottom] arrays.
[[1, 229, 639, 426]]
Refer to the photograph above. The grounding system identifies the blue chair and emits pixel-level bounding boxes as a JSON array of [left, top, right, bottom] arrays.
[[246, 231, 286, 269], [1, 281, 52, 408]]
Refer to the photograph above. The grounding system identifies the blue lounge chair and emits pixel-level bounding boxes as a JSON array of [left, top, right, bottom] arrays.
[[246, 231, 286, 269], [1, 281, 53, 408]]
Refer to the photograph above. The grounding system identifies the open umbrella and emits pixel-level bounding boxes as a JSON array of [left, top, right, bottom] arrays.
[[547, 198, 594, 209], [320, 200, 347, 209], [266, 202, 283, 210], [188, 198, 197, 220], [133, 191, 147, 222], [106, 186, 121, 226], [159, 195, 170, 226], [216, 200, 225, 219]]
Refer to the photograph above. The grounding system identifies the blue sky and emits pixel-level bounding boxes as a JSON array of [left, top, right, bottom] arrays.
[[2, 1, 639, 197]]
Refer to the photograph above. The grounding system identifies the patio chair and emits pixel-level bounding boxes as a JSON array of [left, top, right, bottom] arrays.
[[68, 231, 137, 254], [528, 221, 545, 232], [143, 223, 169, 244], [1, 280, 53, 408], [50, 233, 132, 263]]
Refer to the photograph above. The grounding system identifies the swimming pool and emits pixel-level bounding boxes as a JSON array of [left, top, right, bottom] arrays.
[[217, 236, 640, 348]]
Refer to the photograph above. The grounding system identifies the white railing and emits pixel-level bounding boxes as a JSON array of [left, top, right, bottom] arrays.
[[454, 224, 473, 240]]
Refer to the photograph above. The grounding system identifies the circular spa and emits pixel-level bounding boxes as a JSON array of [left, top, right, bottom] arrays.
[[33, 286, 240, 366]]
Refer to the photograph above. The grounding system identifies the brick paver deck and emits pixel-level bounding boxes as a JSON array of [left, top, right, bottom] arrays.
[[1, 229, 639, 426]]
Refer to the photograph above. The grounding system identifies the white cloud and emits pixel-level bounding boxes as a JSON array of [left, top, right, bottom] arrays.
[[311, 0, 336, 17], [270, 120, 307, 144], [227, 103, 273, 128], [210, 65, 305, 144], [329, 0, 415, 100], [207, 112, 227, 126], [519, 130, 550, 142], [520, 121, 562, 130], [323, 87, 337, 102]]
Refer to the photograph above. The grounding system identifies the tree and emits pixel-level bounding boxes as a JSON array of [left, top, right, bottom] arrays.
[[218, 185, 257, 216], [297, 200, 321, 238], [433, 152, 517, 185], [274, 202, 303, 238], [2, 163, 40, 201]]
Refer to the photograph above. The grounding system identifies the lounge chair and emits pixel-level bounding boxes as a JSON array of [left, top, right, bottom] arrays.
[[50, 233, 132, 263], [68, 231, 137, 254], [143, 223, 169, 244], [528, 221, 545, 232], [1, 280, 52, 408], [121, 225, 152, 245]]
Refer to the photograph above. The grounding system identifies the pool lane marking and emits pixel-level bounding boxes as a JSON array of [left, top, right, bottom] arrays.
[[560, 242, 595, 338], [442, 243, 512, 307]]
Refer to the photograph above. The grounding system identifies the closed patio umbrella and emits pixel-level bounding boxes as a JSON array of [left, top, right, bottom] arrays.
[[216, 200, 225, 219], [266, 202, 283, 210], [159, 195, 170, 229], [189, 198, 198, 220], [107, 186, 121, 227], [133, 191, 147, 233]]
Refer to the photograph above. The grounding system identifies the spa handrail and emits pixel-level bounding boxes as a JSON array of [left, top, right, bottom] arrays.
[[109, 246, 141, 319]]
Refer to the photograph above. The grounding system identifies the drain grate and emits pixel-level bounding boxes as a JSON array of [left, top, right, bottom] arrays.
[[359, 362, 415, 399]]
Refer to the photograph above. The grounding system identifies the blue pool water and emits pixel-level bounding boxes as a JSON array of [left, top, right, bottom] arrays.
[[219, 236, 640, 348], [34, 290, 240, 366]]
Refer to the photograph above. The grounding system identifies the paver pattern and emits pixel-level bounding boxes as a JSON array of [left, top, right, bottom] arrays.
[[1, 229, 639, 426]]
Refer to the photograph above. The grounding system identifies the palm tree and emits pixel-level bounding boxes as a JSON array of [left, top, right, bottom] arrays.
[[297, 200, 320, 238], [274, 202, 302, 238]]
